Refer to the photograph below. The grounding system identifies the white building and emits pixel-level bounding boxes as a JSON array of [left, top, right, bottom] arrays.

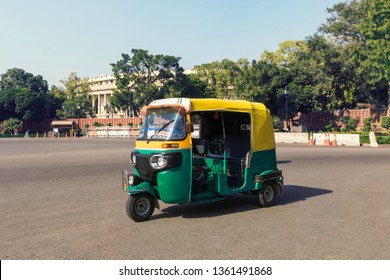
[[88, 74, 126, 118], [88, 69, 196, 118]]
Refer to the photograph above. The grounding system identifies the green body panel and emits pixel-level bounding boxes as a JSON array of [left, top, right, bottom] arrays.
[[128, 181, 155, 195], [133, 148, 192, 204], [192, 148, 279, 197], [244, 149, 278, 191], [130, 148, 279, 205]]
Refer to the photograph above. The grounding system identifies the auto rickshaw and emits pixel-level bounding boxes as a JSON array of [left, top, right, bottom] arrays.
[[121, 98, 283, 222]]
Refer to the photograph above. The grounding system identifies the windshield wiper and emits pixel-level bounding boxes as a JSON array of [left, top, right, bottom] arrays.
[[146, 119, 174, 144]]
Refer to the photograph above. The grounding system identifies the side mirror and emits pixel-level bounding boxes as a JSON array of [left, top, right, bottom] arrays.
[[187, 123, 194, 133]]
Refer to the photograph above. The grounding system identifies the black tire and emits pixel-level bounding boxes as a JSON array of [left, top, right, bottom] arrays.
[[126, 194, 155, 222], [256, 182, 276, 207]]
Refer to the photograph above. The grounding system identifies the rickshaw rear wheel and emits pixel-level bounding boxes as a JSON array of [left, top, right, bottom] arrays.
[[126, 194, 155, 222], [257, 182, 276, 207]]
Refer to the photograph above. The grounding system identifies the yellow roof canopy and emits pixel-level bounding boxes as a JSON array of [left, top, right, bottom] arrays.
[[146, 98, 275, 151]]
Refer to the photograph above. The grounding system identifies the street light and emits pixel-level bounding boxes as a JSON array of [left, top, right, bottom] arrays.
[[285, 88, 289, 132]]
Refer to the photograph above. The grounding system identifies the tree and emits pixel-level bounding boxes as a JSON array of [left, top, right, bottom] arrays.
[[165, 73, 210, 99], [341, 116, 357, 132], [0, 87, 17, 122], [193, 58, 292, 118], [55, 73, 94, 119], [46, 86, 66, 119], [284, 34, 369, 111], [260, 40, 307, 67], [110, 49, 183, 116], [363, 117, 372, 132], [319, 0, 388, 107], [0, 68, 55, 120], [237, 60, 289, 112], [194, 59, 243, 99], [319, 0, 369, 45], [361, 0, 390, 105], [14, 88, 46, 120], [381, 116, 390, 129], [0, 68, 48, 94], [1, 118, 22, 135]]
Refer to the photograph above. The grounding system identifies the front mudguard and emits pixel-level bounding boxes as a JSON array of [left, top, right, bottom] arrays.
[[125, 181, 160, 210]]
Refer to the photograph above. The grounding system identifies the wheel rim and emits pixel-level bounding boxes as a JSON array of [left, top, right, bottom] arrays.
[[135, 197, 151, 216], [263, 186, 274, 202]]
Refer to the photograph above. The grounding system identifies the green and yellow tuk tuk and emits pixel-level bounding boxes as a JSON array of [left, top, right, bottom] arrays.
[[121, 98, 283, 222]]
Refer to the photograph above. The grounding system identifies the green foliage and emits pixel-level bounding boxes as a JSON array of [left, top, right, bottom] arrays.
[[55, 73, 95, 119], [14, 88, 46, 120], [325, 121, 335, 132], [341, 116, 357, 132], [359, 131, 390, 144], [342, 115, 351, 125], [319, 0, 389, 106], [0, 68, 59, 121], [363, 117, 372, 132], [381, 116, 390, 129], [0, 87, 17, 122], [93, 122, 103, 127], [348, 117, 357, 131], [377, 135, 390, 144], [361, 0, 390, 86], [1, 118, 22, 134], [272, 115, 283, 130], [194, 58, 290, 117], [166, 73, 210, 99], [0, 68, 48, 94], [110, 49, 183, 116], [194, 59, 244, 100], [319, 0, 369, 45], [359, 131, 370, 143]]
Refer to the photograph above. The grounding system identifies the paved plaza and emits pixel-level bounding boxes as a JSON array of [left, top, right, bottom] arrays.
[[0, 138, 389, 259]]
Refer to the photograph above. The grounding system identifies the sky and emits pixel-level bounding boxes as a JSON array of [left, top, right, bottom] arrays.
[[0, 0, 342, 86]]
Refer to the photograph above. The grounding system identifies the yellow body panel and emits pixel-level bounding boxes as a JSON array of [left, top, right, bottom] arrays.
[[135, 134, 192, 149]]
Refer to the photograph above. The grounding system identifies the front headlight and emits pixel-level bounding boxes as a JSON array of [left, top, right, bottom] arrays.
[[128, 174, 135, 185], [130, 153, 136, 166], [150, 154, 168, 170]]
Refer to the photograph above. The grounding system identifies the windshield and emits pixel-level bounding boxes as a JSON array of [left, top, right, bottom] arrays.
[[138, 107, 187, 141]]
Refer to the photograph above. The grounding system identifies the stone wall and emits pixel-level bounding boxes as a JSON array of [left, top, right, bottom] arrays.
[[22, 117, 142, 133]]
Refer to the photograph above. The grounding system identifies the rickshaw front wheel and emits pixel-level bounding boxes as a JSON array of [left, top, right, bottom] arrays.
[[126, 194, 155, 222], [257, 182, 276, 207]]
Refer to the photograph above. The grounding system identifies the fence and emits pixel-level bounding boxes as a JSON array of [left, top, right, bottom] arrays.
[[301, 108, 390, 131], [21, 118, 142, 134]]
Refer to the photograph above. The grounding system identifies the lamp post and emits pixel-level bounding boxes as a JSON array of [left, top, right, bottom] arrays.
[[285, 88, 289, 132]]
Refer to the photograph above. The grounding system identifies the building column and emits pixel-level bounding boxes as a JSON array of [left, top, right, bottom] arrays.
[[98, 94, 101, 115], [104, 94, 108, 114]]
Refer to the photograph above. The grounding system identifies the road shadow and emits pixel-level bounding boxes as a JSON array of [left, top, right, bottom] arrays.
[[277, 185, 333, 205], [277, 160, 292, 164], [152, 185, 332, 221]]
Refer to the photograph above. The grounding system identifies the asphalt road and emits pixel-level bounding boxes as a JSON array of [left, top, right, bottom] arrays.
[[0, 138, 389, 260]]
